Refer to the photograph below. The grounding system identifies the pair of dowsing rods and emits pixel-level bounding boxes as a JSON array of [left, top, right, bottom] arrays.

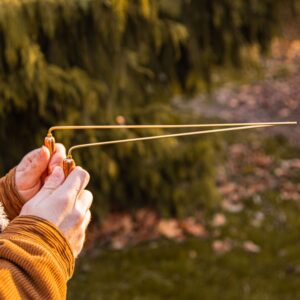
[[44, 121, 297, 176]]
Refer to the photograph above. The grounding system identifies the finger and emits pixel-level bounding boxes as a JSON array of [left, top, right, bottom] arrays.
[[48, 143, 66, 173], [16, 146, 50, 190], [33, 166, 65, 200], [58, 166, 90, 201], [75, 190, 93, 213], [76, 210, 92, 258], [82, 210, 92, 231]]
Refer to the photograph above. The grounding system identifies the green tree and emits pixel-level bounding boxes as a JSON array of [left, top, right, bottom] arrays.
[[0, 0, 297, 218]]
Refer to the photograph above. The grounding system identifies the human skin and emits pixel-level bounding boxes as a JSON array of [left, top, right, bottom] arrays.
[[20, 166, 92, 257], [14, 144, 92, 257], [15, 144, 66, 201]]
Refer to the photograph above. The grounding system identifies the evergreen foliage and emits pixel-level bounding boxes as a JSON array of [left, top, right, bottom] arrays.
[[0, 0, 297, 218]]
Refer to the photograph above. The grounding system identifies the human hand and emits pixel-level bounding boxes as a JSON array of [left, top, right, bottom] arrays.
[[20, 166, 93, 257], [15, 144, 66, 201]]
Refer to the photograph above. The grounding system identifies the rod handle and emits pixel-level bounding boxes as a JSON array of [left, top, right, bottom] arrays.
[[44, 134, 56, 156], [63, 157, 76, 177]]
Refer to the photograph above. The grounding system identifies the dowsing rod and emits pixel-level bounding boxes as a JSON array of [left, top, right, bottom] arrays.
[[43, 121, 297, 176]]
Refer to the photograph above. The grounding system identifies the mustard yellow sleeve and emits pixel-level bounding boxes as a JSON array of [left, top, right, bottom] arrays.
[[0, 168, 25, 220], [0, 216, 75, 300]]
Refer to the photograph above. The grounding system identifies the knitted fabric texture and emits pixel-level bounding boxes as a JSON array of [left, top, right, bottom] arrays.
[[0, 168, 25, 223], [0, 170, 75, 299], [0, 216, 75, 299]]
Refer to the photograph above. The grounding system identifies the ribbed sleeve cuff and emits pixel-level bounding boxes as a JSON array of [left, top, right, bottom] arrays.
[[0, 168, 25, 220], [3, 215, 75, 279]]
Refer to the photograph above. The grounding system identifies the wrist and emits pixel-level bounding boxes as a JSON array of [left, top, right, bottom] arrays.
[[3, 215, 75, 279]]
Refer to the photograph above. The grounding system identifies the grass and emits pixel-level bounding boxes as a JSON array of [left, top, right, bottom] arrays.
[[68, 190, 300, 300], [67, 131, 300, 300], [262, 135, 300, 160]]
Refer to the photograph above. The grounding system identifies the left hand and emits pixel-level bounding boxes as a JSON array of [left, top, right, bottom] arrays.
[[21, 166, 92, 258], [15, 143, 66, 201]]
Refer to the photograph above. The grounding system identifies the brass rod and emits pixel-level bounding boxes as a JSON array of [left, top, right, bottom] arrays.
[[68, 124, 275, 156], [49, 121, 297, 134]]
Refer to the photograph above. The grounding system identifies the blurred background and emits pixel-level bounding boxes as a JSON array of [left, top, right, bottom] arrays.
[[0, 0, 300, 299]]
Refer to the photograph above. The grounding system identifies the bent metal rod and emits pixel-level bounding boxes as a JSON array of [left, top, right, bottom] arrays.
[[43, 121, 297, 176]]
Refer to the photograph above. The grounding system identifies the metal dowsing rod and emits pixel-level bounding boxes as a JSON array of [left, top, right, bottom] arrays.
[[48, 121, 297, 135], [44, 122, 297, 155], [43, 121, 297, 177]]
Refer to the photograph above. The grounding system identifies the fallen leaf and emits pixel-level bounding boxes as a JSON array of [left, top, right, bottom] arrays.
[[212, 213, 227, 227], [101, 213, 133, 236], [135, 209, 158, 229], [222, 200, 244, 213], [111, 236, 128, 250], [243, 241, 261, 253], [157, 219, 182, 239], [212, 239, 233, 254], [219, 182, 237, 195], [180, 217, 207, 237], [251, 153, 273, 167]]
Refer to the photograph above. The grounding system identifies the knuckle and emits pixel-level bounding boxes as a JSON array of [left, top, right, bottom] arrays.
[[47, 170, 63, 185], [83, 171, 90, 184], [59, 197, 70, 210], [70, 167, 90, 186], [73, 166, 82, 174], [77, 167, 90, 182], [73, 208, 85, 223], [73, 186, 81, 195], [58, 192, 73, 207], [31, 160, 40, 171], [51, 170, 61, 180]]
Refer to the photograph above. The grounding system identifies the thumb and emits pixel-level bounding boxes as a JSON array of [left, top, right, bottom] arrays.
[[16, 146, 50, 190], [33, 166, 65, 200]]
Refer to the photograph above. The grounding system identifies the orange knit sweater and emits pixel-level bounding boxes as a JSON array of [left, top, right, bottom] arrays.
[[0, 168, 75, 299]]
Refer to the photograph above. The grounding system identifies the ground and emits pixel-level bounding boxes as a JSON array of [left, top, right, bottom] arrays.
[[68, 135, 300, 300], [68, 190, 300, 300], [68, 36, 300, 300], [175, 37, 300, 146]]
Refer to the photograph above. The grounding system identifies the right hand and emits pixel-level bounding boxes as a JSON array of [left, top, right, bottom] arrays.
[[15, 144, 67, 202], [20, 166, 93, 258]]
